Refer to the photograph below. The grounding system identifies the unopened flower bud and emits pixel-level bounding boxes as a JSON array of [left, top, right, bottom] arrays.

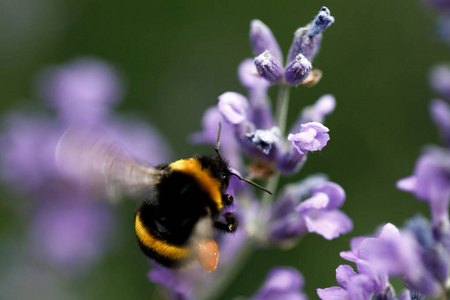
[[254, 50, 284, 83], [285, 54, 312, 86]]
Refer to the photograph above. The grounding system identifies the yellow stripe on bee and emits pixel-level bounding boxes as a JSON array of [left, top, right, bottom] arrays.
[[135, 213, 191, 260], [169, 158, 223, 211]]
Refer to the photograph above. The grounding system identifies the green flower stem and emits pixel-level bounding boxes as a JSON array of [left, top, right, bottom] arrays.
[[275, 85, 291, 137]]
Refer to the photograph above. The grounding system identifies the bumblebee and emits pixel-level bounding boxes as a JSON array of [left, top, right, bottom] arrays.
[[56, 124, 270, 271]]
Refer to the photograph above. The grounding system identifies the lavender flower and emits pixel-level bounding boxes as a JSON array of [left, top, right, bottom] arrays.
[[269, 176, 352, 243], [37, 57, 124, 124], [288, 122, 330, 155]]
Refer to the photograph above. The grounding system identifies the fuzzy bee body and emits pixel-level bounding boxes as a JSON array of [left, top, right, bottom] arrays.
[[135, 156, 237, 268]]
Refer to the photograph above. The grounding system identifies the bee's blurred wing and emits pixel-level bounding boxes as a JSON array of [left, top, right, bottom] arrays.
[[55, 126, 164, 203]]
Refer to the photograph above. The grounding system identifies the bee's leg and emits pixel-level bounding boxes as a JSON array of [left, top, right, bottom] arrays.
[[214, 212, 238, 233], [222, 194, 234, 206]]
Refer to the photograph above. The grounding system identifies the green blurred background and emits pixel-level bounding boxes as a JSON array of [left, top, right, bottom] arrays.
[[0, 0, 446, 299]]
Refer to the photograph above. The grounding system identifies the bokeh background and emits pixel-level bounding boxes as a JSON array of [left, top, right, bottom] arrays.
[[0, 0, 446, 299]]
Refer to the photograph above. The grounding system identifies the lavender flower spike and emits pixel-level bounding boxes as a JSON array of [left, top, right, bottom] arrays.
[[288, 122, 330, 155], [250, 20, 283, 63], [285, 54, 312, 86], [254, 50, 284, 83]]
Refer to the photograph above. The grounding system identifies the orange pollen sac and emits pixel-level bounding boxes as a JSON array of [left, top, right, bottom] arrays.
[[196, 239, 219, 272]]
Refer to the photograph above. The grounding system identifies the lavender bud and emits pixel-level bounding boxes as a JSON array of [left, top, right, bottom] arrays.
[[307, 7, 335, 37], [287, 7, 334, 63], [254, 50, 284, 83], [250, 20, 283, 63], [285, 54, 312, 86]]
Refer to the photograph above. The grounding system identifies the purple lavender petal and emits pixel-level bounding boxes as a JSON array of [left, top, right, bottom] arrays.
[[312, 182, 346, 208], [335, 265, 358, 289], [288, 122, 330, 154], [237, 59, 274, 129], [277, 146, 307, 175], [295, 193, 329, 214], [190, 107, 241, 167], [250, 20, 283, 63], [273, 175, 329, 218], [294, 94, 336, 128], [285, 54, 312, 86], [345, 274, 375, 300], [254, 50, 284, 83], [317, 286, 348, 300], [430, 99, 450, 145], [37, 57, 123, 124], [303, 209, 353, 240], [218, 92, 249, 124]]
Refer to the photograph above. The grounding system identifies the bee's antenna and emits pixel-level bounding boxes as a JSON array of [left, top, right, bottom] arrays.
[[230, 172, 272, 195], [215, 122, 222, 158]]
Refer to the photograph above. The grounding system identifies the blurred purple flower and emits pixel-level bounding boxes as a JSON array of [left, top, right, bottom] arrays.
[[397, 146, 450, 225], [430, 99, 450, 146], [37, 57, 124, 124], [249, 267, 307, 300], [430, 65, 450, 99], [29, 195, 115, 270], [0, 112, 62, 191]]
